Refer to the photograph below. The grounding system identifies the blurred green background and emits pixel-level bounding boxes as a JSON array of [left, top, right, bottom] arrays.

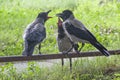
[[0, 0, 120, 80]]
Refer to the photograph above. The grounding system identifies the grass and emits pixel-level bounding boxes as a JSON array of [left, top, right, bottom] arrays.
[[0, 0, 120, 79], [0, 56, 120, 80]]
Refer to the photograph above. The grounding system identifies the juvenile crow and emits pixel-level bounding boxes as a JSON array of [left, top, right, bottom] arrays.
[[56, 10, 110, 56], [22, 10, 52, 56], [57, 18, 78, 70]]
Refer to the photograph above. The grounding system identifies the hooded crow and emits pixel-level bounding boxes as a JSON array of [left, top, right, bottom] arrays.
[[56, 10, 110, 56], [57, 18, 79, 70], [22, 10, 52, 56]]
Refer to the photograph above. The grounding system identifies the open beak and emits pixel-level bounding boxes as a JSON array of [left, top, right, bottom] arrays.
[[57, 17, 63, 26], [46, 10, 52, 19], [47, 10, 51, 14], [47, 16, 52, 19], [58, 17, 63, 23]]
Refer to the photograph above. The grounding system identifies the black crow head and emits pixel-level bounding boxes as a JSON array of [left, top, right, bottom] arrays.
[[37, 10, 52, 22], [56, 10, 73, 21]]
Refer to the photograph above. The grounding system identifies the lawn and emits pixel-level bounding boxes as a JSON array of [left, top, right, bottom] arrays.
[[0, 0, 120, 80]]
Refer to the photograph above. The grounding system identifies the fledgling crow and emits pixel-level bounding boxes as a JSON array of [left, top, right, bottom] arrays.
[[57, 18, 78, 70], [22, 10, 52, 56], [56, 10, 110, 56], [57, 18, 79, 53]]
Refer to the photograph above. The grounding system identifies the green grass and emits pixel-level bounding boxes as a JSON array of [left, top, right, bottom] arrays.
[[0, 56, 120, 80], [0, 0, 120, 79]]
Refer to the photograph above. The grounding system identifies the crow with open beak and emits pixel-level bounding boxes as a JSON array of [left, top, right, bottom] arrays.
[[22, 10, 52, 56], [57, 18, 79, 71], [56, 10, 110, 56]]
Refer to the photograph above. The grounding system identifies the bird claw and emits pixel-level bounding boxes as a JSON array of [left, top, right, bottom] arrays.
[[75, 50, 80, 54], [62, 51, 69, 54]]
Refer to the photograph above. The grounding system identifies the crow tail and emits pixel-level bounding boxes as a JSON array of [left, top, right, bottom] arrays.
[[91, 41, 110, 56]]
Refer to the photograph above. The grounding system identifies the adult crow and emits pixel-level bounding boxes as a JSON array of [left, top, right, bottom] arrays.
[[22, 10, 52, 56], [56, 10, 110, 56]]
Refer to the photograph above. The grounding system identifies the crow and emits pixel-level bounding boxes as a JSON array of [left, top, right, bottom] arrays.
[[56, 10, 110, 56], [22, 10, 52, 56], [57, 18, 79, 70]]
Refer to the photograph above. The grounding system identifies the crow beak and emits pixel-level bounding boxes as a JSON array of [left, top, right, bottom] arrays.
[[57, 17, 63, 27], [58, 17, 63, 22], [47, 10, 52, 14], [46, 10, 52, 19], [56, 13, 63, 17], [47, 16, 52, 19]]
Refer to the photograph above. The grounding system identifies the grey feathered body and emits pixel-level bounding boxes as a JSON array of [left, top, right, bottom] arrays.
[[62, 17, 89, 44], [57, 34, 72, 52], [22, 18, 46, 56], [57, 22, 73, 52]]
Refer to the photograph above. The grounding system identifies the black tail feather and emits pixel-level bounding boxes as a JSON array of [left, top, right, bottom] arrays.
[[96, 42, 107, 50], [91, 42, 110, 56]]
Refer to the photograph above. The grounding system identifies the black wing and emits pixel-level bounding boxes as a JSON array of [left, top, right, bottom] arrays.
[[85, 29, 97, 41], [65, 22, 97, 42], [65, 22, 108, 51], [26, 27, 46, 42]]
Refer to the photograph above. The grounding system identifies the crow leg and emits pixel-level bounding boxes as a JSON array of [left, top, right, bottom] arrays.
[[74, 44, 79, 51], [73, 44, 80, 54], [38, 44, 41, 54], [61, 58, 64, 71], [68, 43, 80, 54], [69, 58, 72, 72], [79, 43, 85, 52]]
